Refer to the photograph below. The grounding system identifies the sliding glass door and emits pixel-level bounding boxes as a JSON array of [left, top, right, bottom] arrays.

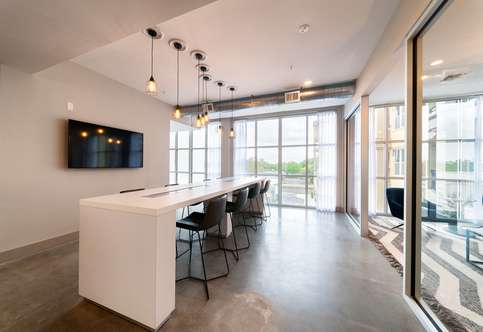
[[346, 108, 361, 224]]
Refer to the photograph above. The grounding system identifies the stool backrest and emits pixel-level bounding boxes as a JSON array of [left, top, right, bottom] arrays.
[[248, 182, 261, 199], [120, 188, 145, 193], [232, 187, 249, 212], [201, 195, 227, 230], [260, 179, 270, 194]]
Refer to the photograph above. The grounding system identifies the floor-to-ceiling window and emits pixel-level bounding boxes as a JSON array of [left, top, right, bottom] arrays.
[[422, 98, 483, 222], [346, 108, 361, 223], [169, 121, 221, 184], [234, 112, 337, 209]]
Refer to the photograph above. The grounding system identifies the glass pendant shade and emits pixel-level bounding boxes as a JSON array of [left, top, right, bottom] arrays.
[[174, 106, 181, 119], [229, 127, 235, 138], [146, 76, 157, 95], [204, 112, 209, 123], [196, 115, 202, 128], [218, 125, 223, 135]]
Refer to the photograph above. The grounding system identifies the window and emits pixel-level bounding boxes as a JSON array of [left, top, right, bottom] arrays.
[[369, 105, 405, 215], [422, 99, 481, 221], [234, 113, 336, 208], [169, 121, 221, 184]]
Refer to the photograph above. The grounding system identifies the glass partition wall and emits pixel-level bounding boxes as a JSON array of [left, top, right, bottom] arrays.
[[369, 105, 406, 216], [346, 108, 361, 224], [406, 1, 483, 330]]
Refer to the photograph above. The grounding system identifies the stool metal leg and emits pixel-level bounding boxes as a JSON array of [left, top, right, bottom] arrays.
[[229, 213, 240, 260], [196, 231, 210, 300], [218, 224, 230, 274]]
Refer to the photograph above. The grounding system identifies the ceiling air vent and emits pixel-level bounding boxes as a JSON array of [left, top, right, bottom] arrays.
[[440, 69, 468, 83], [285, 90, 301, 104], [202, 103, 214, 112]]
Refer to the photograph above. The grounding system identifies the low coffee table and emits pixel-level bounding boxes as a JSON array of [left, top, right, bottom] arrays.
[[465, 229, 483, 270]]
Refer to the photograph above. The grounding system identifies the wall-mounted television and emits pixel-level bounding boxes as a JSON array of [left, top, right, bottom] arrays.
[[68, 119, 143, 168]]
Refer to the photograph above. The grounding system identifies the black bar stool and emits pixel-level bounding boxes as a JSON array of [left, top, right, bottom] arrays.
[[259, 179, 271, 219], [176, 195, 228, 300], [246, 182, 263, 231], [225, 187, 250, 260]]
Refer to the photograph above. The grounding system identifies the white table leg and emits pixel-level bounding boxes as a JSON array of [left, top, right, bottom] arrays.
[[79, 206, 175, 330]]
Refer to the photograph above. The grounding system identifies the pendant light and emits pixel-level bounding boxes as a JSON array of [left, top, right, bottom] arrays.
[[228, 86, 236, 138], [144, 28, 162, 96], [169, 39, 186, 119], [215, 81, 225, 134], [190, 50, 207, 128]]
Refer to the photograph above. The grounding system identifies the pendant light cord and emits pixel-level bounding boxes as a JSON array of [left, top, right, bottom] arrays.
[[176, 49, 179, 106], [150, 37, 154, 77], [205, 79, 208, 104], [197, 60, 200, 114], [218, 85, 222, 121]]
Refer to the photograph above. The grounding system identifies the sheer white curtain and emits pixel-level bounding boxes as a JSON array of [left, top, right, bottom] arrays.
[[233, 120, 248, 176], [368, 108, 377, 215], [316, 111, 337, 212], [207, 122, 221, 179]]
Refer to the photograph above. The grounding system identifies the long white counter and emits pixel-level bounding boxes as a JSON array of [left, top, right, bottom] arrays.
[[79, 177, 264, 330]]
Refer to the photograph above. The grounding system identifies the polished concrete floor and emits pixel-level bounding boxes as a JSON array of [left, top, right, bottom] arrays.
[[0, 208, 423, 331]]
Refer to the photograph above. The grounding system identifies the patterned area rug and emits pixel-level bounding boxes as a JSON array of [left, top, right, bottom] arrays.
[[369, 216, 483, 332]]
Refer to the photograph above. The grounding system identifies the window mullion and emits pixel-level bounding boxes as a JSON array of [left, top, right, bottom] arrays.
[[305, 115, 309, 208]]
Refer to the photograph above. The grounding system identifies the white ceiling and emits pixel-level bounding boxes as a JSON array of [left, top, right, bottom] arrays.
[[0, 0, 216, 73], [370, 0, 483, 105], [74, 0, 400, 106]]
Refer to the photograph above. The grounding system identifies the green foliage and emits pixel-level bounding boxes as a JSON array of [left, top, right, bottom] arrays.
[[247, 157, 317, 175]]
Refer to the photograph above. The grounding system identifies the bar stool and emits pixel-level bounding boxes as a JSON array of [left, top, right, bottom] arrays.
[[225, 187, 250, 260], [259, 179, 271, 219], [246, 182, 263, 230], [176, 195, 228, 300]]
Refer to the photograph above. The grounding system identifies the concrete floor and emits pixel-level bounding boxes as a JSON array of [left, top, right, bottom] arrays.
[[0, 208, 424, 332]]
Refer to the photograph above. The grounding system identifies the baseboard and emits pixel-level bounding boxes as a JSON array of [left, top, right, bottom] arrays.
[[335, 207, 344, 213], [0, 232, 79, 265]]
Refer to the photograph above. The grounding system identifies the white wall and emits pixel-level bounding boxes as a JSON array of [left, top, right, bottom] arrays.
[[345, 0, 430, 116], [0, 62, 171, 253]]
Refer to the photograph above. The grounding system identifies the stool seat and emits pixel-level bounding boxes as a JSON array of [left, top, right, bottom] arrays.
[[176, 220, 201, 231]]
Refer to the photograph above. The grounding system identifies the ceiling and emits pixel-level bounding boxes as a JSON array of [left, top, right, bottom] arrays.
[[74, 0, 400, 106], [0, 0, 216, 73], [370, 0, 483, 105]]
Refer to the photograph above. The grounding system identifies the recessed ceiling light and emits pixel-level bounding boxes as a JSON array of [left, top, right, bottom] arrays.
[[430, 59, 443, 66], [298, 24, 310, 33], [303, 80, 313, 86]]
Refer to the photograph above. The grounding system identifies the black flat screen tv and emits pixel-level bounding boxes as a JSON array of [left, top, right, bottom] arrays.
[[68, 119, 143, 168]]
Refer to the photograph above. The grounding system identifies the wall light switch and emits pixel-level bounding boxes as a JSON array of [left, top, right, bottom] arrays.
[[67, 102, 74, 112]]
